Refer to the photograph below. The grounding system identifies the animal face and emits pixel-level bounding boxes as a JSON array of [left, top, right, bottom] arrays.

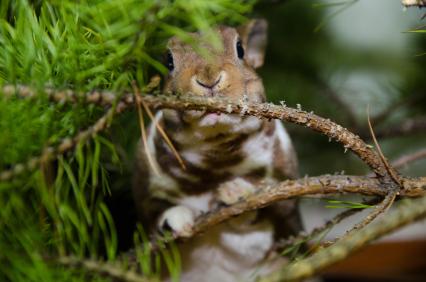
[[162, 20, 268, 129], [163, 20, 268, 104]]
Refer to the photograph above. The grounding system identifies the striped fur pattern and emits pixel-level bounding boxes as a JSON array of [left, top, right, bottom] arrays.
[[148, 110, 297, 198], [132, 20, 301, 281]]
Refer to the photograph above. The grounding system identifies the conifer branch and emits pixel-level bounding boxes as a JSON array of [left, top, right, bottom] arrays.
[[155, 175, 425, 243], [275, 198, 381, 251], [2, 84, 123, 106], [347, 109, 402, 235], [1, 86, 389, 178], [0, 99, 131, 181], [258, 195, 426, 282]]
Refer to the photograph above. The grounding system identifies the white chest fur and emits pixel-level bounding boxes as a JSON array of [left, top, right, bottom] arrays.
[[145, 111, 295, 281], [176, 216, 284, 282]]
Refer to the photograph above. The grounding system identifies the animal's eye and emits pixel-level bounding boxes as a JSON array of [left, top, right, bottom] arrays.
[[236, 39, 244, 59], [166, 50, 174, 71]]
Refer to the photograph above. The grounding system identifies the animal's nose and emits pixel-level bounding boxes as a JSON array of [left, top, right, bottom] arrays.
[[196, 74, 222, 89]]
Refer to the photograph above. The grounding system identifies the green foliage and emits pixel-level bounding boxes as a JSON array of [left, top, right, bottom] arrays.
[[0, 95, 102, 167], [312, 0, 359, 32], [258, 0, 426, 175], [281, 224, 330, 261], [0, 0, 254, 168], [325, 199, 373, 209], [0, 0, 254, 89], [0, 0, 255, 280], [1, 0, 425, 280]]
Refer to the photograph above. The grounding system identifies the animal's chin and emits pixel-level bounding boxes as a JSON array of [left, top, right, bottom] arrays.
[[183, 111, 242, 128]]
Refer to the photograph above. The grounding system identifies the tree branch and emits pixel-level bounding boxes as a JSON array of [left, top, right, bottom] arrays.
[[165, 175, 425, 241], [0, 103, 131, 182], [141, 94, 387, 176], [392, 148, 426, 169], [1, 86, 387, 180], [275, 197, 381, 251], [258, 195, 426, 282], [345, 191, 397, 234], [56, 256, 157, 282], [402, 0, 426, 7], [374, 116, 426, 139], [2, 84, 123, 107]]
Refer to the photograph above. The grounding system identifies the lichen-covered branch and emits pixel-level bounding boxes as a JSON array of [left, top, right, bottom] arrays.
[[1, 87, 387, 180], [2, 84, 123, 106], [139, 94, 387, 177], [0, 103, 130, 182], [258, 195, 426, 282], [173, 175, 425, 240]]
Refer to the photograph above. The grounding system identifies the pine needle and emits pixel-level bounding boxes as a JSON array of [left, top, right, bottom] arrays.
[[132, 82, 160, 176], [340, 106, 403, 234], [140, 76, 186, 170], [367, 105, 402, 187], [140, 100, 187, 171], [346, 192, 397, 233]]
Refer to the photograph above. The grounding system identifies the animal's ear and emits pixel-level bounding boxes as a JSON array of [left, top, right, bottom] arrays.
[[237, 19, 268, 69]]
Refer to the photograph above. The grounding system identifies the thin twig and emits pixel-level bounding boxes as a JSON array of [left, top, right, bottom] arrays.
[[366, 148, 426, 177], [370, 95, 423, 126], [56, 256, 157, 282], [317, 81, 359, 128], [140, 99, 186, 171], [275, 198, 381, 251], [346, 192, 397, 234], [392, 148, 426, 169], [402, 0, 426, 7], [258, 195, 426, 282], [132, 82, 160, 175], [367, 106, 401, 186], [374, 116, 426, 139], [341, 109, 402, 236]]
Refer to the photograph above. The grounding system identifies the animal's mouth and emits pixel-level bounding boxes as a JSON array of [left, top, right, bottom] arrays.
[[183, 111, 242, 127], [174, 110, 262, 139], [199, 112, 232, 127]]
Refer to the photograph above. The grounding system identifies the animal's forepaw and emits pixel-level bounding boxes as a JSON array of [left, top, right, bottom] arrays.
[[217, 178, 256, 205], [158, 205, 195, 238]]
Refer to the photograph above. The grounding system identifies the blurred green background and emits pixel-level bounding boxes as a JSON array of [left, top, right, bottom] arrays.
[[258, 0, 426, 177]]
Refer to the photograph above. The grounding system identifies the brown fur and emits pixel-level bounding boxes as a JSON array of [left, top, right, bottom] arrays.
[[164, 26, 265, 103], [132, 20, 302, 281]]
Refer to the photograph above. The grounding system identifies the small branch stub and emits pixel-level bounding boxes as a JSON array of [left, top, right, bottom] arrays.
[[402, 0, 426, 7]]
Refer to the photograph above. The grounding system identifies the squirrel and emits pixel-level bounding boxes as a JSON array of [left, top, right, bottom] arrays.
[[133, 19, 303, 281]]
